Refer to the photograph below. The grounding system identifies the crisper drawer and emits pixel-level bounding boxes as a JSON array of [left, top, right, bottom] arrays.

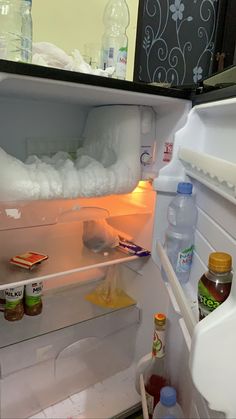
[[0, 305, 140, 419]]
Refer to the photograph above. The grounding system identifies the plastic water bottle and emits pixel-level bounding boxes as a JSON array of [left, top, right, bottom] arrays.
[[101, 0, 130, 79], [0, 0, 32, 63], [153, 386, 184, 419], [163, 182, 198, 284], [21, 0, 32, 63]]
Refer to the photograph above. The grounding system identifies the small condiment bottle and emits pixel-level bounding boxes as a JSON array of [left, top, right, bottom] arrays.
[[198, 252, 233, 320], [24, 281, 43, 316], [4, 286, 24, 321], [144, 313, 168, 417]]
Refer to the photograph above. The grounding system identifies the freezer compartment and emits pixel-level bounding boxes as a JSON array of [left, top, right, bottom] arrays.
[[0, 68, 190, 203], [0, 304, 140, 419], [0, 104, 142, 201]]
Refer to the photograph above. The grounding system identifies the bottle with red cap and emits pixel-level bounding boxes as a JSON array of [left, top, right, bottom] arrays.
[[144, 313, 168, 417]]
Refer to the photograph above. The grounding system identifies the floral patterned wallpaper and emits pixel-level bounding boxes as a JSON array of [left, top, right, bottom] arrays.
[[135, 0, 219, 85]]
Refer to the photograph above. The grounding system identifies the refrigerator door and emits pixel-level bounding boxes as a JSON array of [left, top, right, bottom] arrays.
[[153, 93, 236, 418]]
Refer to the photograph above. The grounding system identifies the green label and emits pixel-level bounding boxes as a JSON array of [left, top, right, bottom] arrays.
[[25, 295, 41, 307], [119, 47, 127, 52], [176, 245, 194, 273], [198, 280, 221, 319], [5, 300, 21, 309]]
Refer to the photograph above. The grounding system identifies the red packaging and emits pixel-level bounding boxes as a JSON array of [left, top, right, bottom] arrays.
[[10, 251, 48, 270]]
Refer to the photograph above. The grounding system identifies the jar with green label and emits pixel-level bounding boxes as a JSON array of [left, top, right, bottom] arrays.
[[4, 286, 24, 321], [24, 281, 43, 316], [198, 252, 233, 320]]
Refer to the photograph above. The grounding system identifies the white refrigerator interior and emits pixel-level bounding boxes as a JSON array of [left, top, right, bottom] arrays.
[[0, 69, 235, 419]]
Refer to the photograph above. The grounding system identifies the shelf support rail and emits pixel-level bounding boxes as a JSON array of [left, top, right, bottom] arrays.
[[157, 242, 197, 337]]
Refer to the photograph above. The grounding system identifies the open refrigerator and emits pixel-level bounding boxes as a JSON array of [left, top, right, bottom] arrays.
[[0, 60, 235, 419]]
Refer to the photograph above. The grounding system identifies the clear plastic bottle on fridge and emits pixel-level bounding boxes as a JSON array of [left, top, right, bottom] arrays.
[[153, 386, 184, 419], [101, 0, 130, 80], [21, 0, 32, 63], [0, 0, 32, 63], [163, 182, 198, 284]]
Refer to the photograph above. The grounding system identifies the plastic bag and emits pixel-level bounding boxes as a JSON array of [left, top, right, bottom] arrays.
[[85, 265, 136, 309], [82, 219, 119, 253]]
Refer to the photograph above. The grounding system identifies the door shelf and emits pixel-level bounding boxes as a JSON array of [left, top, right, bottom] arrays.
[[0, 279, 138, 349], [179, 148, 236, 205], [156, 242, 197, 338]]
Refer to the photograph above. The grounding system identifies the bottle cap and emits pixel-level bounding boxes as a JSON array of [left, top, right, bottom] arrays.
[[160, 386, 177, 407], [154, 313, 166, 326], [177, 182, 193, 194], [208, 252, 232, 273]]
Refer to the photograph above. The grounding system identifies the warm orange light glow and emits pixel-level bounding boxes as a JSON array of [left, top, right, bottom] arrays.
[[131, 180, 153, 194]]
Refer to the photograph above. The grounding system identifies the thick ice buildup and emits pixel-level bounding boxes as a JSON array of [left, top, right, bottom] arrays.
[[0, 106, 141, 200]]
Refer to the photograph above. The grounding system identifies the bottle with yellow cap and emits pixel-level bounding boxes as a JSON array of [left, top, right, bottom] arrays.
[[198, 252, 233, 320], [144, 313, 168, 417]]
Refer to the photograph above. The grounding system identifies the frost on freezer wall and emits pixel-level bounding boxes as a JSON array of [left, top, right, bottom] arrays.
[[0, 106, 141, 201]]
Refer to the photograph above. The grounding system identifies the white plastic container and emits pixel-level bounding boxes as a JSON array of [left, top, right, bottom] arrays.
[[101, 0, 130, 80], [162, 182, 198, 284], [153, 386, 184, 419]]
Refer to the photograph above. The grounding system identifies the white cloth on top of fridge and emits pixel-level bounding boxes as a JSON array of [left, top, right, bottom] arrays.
[[0, 106, 141, 201], [32, 42, 115, 77]]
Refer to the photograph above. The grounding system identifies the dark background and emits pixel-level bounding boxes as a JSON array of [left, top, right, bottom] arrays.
[[134, 0, 236, 86]]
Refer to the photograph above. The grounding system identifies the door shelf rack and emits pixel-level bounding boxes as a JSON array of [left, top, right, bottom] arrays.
[[156, 242, 197, 339]]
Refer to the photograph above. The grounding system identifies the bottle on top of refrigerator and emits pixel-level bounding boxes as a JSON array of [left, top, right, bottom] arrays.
[[0, 0, 32, 63], [21, 0, 32, 63], [144, 313, 167, 417], [101, 0, 129, 79], [153, 386, 184, 419], [162, 182, 197, 284], [198, 252, 233, 320]]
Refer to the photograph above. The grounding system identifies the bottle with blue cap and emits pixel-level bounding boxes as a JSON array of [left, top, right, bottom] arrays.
[[162, 182, 198, 284], [153, 386, 184, 419]]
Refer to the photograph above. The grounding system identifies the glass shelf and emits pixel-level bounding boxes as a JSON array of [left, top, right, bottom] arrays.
[[0, 243, 141, 290], [0, 280, 138, 349]]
